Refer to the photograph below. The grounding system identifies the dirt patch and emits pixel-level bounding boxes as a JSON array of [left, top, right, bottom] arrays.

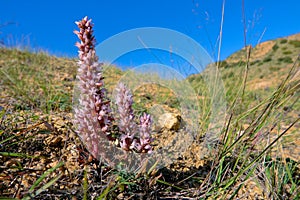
[[251, 40, 275, 60], [226, 40, 275, 64], [287, 33, 300, 41], [247, 79, 274, 90]]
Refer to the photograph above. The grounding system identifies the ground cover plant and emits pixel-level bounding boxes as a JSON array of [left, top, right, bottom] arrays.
[[0, 16, 299, 199]]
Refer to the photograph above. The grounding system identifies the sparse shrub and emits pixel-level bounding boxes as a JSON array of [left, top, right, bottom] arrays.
[[278, 56, 293, 64], [272, 44, 279, 51], [263, 57, 272, 63], [288, 40, 300, 48], [259, 74, 264, 79], [280, 39, 288, 44], [283, 50, 292, 55]]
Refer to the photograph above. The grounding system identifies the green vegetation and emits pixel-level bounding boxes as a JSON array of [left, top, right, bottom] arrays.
[[0, 33, 300, 199], [0, 48, 77, 112], [272, 44, 279, 51], [278, 56, 293, 64], [216, 60, 229, 68], [289, 40, 300, 48], [263, 56, 272, 63], [280, 39, 288, 44], [250, 59, 261, 65], [283, 50, 292, 55]]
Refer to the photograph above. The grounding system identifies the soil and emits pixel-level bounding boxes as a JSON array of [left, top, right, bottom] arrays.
[[1, 99, 299, 199]]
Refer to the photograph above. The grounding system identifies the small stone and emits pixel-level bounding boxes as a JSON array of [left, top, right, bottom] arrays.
[[158, 112, 181, 131], [117, 193, 124, 199]]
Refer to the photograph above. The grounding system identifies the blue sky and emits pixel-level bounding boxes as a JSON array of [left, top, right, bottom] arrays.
[[1, 0, 300, 75]]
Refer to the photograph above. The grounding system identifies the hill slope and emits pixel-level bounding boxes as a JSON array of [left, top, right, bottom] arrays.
[[0, 33, 299, 199], [188, 33, 300, 102]]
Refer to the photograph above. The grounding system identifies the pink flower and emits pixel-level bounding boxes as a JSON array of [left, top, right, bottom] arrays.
[[74, 16, 154, 158], [73, 16, 114, 158]]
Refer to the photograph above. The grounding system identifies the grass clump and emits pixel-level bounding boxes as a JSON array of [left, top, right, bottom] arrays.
[[278, 56, 294, 64], [283, 50, 292, 55], [280, 39, 288, 44], [272, 44, 279, 51], [263, 57, 272, 63], [0, 48, 77, 113]]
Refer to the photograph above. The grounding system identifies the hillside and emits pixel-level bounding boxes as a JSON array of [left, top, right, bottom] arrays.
[[0, 32, 299, 199], [188, 33, 300, 158], [225, 33, 300, 63], [188, 33, 300, 103], [221, 33, 299, 89], [188, 32, 300, 155]]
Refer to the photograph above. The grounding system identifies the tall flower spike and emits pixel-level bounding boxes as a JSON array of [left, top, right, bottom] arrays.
[[74, 16, 153, 157], [73, 16, 114, 158]]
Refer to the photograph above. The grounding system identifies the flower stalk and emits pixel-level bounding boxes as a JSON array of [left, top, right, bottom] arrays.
[[74, 16, 153, 157]]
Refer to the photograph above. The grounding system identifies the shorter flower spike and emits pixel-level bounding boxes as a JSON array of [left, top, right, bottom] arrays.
[[115, 82, 138, 137], [138, 113, 153, 153], [115, 83, 154, 153]]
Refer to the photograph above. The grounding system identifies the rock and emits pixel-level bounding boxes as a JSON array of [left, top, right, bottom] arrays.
[[158, 112, 181, 131]]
